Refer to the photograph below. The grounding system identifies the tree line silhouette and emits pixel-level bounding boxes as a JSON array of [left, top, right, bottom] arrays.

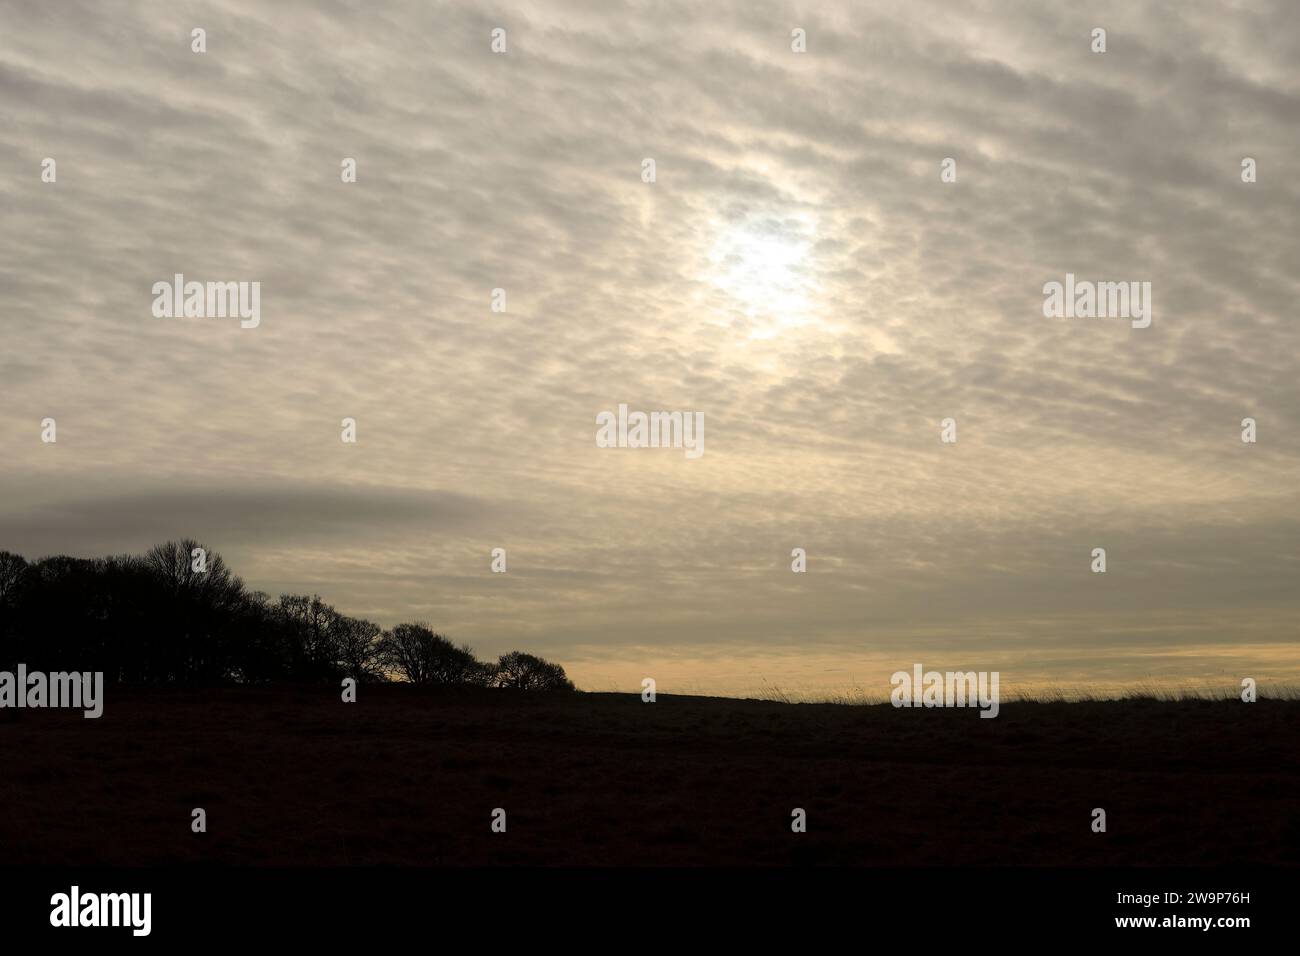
[[0, 539, 574, 690]]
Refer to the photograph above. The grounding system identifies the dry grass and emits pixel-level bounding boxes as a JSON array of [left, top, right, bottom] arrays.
[[1, 684, 1296, 866], [751, 679, 1300, 705]]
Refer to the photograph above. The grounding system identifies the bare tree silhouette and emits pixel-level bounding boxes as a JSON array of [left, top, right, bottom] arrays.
[[376, 623, 494, 686], [494, 651, 575, 691], [0, 540, 573, 692]]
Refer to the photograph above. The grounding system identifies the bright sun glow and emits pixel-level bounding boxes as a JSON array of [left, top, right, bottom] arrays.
[[704, 217, 819, 338]]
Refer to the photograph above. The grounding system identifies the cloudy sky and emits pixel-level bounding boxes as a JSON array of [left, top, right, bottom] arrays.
[[2, 0, 1298, 696]]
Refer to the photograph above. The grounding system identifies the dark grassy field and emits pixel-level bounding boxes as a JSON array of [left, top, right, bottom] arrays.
[[1, 686, 1296, 866]]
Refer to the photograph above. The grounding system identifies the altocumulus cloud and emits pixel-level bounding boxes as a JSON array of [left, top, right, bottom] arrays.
[[1, 0, 1298, 694]]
